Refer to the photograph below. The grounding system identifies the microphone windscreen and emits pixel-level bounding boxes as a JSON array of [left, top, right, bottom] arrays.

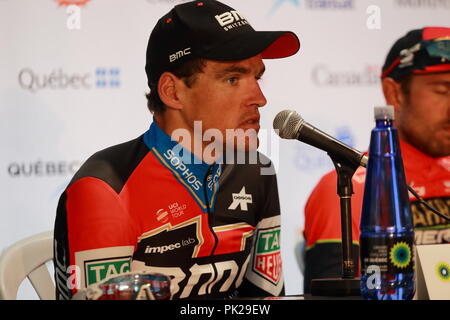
[[273, 110, 303, 139]]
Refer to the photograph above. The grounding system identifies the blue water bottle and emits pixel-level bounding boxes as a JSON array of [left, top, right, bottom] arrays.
[[360, 105, 415, 300]]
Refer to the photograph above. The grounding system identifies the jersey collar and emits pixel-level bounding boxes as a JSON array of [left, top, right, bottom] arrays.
[[143, 121, 221, 213], [400, 140, 450, 174]]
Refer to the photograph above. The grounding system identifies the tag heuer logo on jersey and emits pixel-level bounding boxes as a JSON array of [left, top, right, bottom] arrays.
[[228, 187, 252, 211], [253, 227, 282, 284], [85, 257, 131, 286]]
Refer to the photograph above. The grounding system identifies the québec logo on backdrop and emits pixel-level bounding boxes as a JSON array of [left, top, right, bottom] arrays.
[[18, 67, 121, 93]]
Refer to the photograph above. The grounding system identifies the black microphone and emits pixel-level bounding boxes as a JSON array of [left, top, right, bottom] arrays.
[[273, 110, 368, 168]]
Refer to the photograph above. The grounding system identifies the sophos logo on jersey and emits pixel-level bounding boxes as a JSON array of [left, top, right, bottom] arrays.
[[144, 237, 196, 254], [215, 10, 249, 31], [163, 149, 202, 191], [207, 167, 221, 191]]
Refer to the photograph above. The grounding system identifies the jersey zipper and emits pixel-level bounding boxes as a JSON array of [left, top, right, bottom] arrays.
[[203, 164, 219, 294]]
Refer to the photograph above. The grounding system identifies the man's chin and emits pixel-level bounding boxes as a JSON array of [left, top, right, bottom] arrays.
[[420, 140, 450, 158], [233, 136, 259, 152]]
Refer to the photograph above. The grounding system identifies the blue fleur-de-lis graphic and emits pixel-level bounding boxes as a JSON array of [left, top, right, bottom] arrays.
[[270, 0, 301, 14], [96, 68, 120, 88]]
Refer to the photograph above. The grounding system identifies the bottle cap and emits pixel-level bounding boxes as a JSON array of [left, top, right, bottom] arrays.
[[374, 105, 395, 120]]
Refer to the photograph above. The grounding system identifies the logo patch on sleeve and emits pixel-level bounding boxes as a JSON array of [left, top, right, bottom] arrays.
[[85, 257, 131, 286], [253, 227, 282, 284], [75, 246, 134, 289]]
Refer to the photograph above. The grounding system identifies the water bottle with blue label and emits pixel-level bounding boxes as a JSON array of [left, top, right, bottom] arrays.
[[360, 105, 415, 300]]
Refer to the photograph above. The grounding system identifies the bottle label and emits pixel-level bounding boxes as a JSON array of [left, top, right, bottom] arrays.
[[361, 235, 414, 274]]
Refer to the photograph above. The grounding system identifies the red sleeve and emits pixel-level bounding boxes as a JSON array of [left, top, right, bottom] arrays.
[[64, 177, 138, 294], [66, 177, 137, 253]]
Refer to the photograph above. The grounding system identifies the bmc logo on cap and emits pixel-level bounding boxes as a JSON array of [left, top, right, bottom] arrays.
[[215, 10, 248, 31], [169, 47, 192, 63]]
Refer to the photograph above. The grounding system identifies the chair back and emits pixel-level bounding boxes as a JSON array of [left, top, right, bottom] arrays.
[[0, 231, 55, 300]]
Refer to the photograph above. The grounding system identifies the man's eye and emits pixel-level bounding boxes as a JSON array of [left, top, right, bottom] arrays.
[[432, 85, 449, 95], [227, 77, 238, 84], [434, 89, 449, 95]]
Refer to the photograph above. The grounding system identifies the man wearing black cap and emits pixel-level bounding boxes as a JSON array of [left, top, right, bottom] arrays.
[[53, 0, 300, 300], [303, 27, 450, 294]]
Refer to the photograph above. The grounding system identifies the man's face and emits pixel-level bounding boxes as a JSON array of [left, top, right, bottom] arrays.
[[179, 55, 267, 153], [396, 72, 450, 157]]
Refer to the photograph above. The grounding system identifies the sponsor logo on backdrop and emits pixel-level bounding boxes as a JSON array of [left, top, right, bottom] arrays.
[[18, 67, 121, 92], [270, 0, 353, 13], [7, 160, 81, 177], [55, 0, 91, 6], [95, 68, 120, 88], [394, 0, 450, 9], [293, 126, 356, 171], [312, 64, 380, 87]]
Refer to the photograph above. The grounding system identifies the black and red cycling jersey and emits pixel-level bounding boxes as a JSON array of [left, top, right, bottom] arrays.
[[303, 141, 450, 293], [54, 121, 284, 300]]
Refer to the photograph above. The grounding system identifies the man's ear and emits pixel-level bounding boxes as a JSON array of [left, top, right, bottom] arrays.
[[382, 77, 405, 112], [158, 72, 184, 110]]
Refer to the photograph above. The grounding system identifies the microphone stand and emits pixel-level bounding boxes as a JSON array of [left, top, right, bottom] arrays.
[[310, 154, 361, 296]]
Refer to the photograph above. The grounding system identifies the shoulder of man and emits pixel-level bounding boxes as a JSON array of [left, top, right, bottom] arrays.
[[68, 135, 148, 194]]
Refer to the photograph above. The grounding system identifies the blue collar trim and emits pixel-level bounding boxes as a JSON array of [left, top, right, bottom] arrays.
[[143, 121, 221, 213]]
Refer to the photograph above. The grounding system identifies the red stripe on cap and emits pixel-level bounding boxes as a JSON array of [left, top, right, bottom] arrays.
[[381, 57, 401, 79], [413, 64, 450, 74], [423, 27, 450, 40]]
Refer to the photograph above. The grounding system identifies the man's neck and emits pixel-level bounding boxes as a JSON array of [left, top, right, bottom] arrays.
[[154, 115, 221, 165]]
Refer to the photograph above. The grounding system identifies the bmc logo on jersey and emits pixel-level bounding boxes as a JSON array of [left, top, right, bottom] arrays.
[[253, 227, 282, 284], [215, 10, 249, 31]]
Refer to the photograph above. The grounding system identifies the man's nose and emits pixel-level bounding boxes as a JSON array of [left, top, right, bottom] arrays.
[[249, 80, 267, 108]]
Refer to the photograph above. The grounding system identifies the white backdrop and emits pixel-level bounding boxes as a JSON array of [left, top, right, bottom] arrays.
[[1, 0, 450, 299]]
